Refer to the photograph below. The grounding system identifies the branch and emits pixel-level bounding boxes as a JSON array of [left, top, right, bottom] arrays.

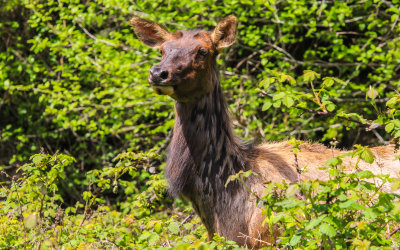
[[266, 43, 296, 61], [371, 129, 389, 145], [281, 57, 385, 68], [78, 23, 132, 51], [260, 91, 383, 130], [289, 123, 342, 136], [387, 225, 400, 239], [334, 97, 390, 103], [260, 42, 386, 69], [256, 15, 369, 27], [236, 51, 259, 69], [180, 211, 195, 226], [381, 0, 397, 9], [295, 105, 382, 130], [237, 232, 272, 246]]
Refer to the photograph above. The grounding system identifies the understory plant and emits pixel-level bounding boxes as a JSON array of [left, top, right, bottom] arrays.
[[1, 0, 400, 248]]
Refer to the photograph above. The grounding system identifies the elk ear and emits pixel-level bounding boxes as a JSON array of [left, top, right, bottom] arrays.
[[130, 17, 171, 48], [211, 16, 237, 51]]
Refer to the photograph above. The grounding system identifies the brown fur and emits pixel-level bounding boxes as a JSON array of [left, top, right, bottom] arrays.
[[131, 16, 400, 248]]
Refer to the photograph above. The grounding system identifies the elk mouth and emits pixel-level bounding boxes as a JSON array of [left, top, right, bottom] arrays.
[[147, 70, 174, 94], [151, 82, 176, 96]]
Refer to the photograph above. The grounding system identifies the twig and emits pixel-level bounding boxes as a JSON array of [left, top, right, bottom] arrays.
[[280, 56, 385, 68], [344, 16, 368, 23], [236, 51, 258, 69], [293, 150, 306, 200], [272, 3, 282, 41], [257, 15, 368, 27], [260, 90, 382, 129], [336, 31, 361, 36], [387, 225, 400, 238], [266, 43, 296, 61], [310, 80, 327, 112], [289, 123, 342, 136], [334, 97, 390, 103], [77, 23, 132, 51], [294, 154, 301, 183], [327, 236, 334, 249], [381, 0, 396, 9], [372, 129, 389, 145], [317, 0, 325, 20], [237, 232, 272, 246], [180, 211, 195, 226], [351, 128, 361, 147], [391, 11, 399, 31], [295, 106, 360, 125], [13, 178, 28, 250]]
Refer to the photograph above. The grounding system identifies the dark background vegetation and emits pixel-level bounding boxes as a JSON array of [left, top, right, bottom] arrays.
[[1, 0, 399, 248]]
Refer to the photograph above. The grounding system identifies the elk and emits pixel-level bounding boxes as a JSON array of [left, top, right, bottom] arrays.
[[131, 16, 399, 247]]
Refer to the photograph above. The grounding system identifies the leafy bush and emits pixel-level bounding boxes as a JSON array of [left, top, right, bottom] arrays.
[[2, 141, 399, 248], [1, 0, 400, 248], [260, 148, 400, 249], [2, 0, 399, 173], [0, 152, 204, 248]]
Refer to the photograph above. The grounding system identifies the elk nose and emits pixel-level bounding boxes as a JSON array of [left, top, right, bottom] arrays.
[[149, 66, 169, 84]]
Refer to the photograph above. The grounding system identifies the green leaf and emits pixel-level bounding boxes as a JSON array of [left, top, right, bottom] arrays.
[[176, 244, 191, 250], [32, 155, 43, 165], [242, 170, 253, 178], [325, 157, 342, 167], [262, 100, 272, 111], [339, 200, 364, 210], [183, 223, 193, 231], [360, 148, 375, 164], [273, 100, 282, 108], [303, 70, 320, 82], [326, 103, 336, 112], [154, 222, 162, 233], [279, 73, 296, 85], [168, 221, 180, 235], [24, 213, 38, 229], [356, 170, 373, 179], [363, 208, 377, 220], [305, 215, 327, 230], [289, 234, 301, 246], [148, 234, 160, 244], [386, 97, 400, 108], [366, 87, 379, 100], [378, 193, 395, 211], [260, 78, 274, 88], [138, 231, 152, 242], [394, 119, 400, 128], [322, 77, 334, 88], [275, 199, 305, 208], [319, 223, 336, 237], [273, 92, 285, 101], [272, 212, 285, 223], [386, 122, 394, 133], [283, 96, 294, 107], [286, 184, 299, 197]]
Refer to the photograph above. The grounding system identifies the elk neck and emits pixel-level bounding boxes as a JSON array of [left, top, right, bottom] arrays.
[[165, 61, 255, 198]]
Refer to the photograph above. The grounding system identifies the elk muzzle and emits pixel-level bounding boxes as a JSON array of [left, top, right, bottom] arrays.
[[148, 65, 175, 96], [149, 65, 170, 84]]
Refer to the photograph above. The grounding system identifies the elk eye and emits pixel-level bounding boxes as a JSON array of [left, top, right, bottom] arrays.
[[198, 48, 208, 56]]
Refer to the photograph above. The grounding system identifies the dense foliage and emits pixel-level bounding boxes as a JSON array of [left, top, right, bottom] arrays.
[[228, 143, 400, 248], [1, 0, 400, 248]]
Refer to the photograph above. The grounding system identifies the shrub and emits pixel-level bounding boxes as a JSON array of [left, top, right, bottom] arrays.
[[1, 0, 399, 248]]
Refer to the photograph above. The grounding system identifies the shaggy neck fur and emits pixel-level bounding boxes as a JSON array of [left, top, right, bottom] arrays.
[[165, 60, 256, 238]]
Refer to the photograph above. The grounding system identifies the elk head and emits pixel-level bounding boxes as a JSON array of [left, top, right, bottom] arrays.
[[131, 16, 237, 103]]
